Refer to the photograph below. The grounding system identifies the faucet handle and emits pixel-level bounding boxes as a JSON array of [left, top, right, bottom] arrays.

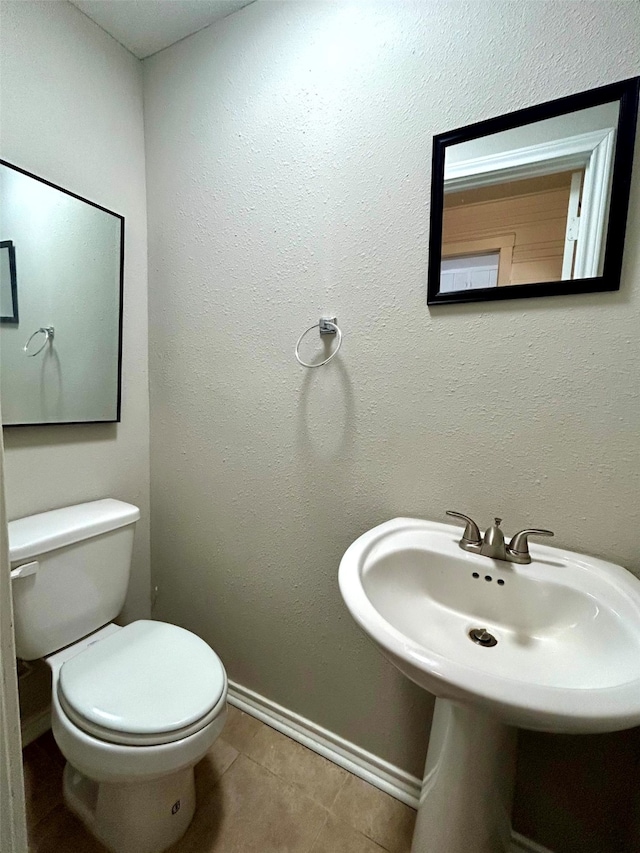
[[446, 511, 482, 546], [507, 528, 554, 562]]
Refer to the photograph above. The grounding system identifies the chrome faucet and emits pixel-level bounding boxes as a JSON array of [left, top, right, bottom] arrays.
[[446, 511, 554, 565]]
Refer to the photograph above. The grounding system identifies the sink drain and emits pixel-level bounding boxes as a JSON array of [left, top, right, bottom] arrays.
[[469, 627, 497, 647]]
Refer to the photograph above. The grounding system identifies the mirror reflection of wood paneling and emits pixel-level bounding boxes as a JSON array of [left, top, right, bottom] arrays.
[[442, 170, 583, 287]]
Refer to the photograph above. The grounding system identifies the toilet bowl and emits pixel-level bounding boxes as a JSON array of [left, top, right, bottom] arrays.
[[48, 621, 227, 853], [9, 500, 228, 853]]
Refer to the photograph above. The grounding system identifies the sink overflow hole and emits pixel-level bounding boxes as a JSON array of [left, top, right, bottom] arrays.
[[469, 627, 498, 647]]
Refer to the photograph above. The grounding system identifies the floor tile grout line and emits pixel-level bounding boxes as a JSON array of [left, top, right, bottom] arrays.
[[24, 752, 65, 838], [214, 739, 240, 784], [221, 753, 335, 851], [305, 809, 330, 853], [227, 709, 262, 757], [240, 716, 353, 813], [28, 798, 63, 835], [239, 751, 345, 825], [329, 776, 382, 846], [239, 726, 261, 754], [326, 770, 349, 813]]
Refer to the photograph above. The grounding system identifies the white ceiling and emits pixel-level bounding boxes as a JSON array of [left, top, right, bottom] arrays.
[[69, 0, 255, 59]]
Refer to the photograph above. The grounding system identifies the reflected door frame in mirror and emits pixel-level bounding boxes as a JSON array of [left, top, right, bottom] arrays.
[[427, 77, 639, 305]]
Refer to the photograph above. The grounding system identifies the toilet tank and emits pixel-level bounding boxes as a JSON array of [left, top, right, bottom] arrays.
[[9, 499, 140, 660]]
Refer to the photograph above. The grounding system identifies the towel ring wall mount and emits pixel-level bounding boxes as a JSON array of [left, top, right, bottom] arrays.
[[295, 317, 342, 368], [24, 326, 55, 357]]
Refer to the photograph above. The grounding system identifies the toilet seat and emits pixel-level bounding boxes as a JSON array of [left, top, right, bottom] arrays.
[[57, 620, 226, 746], [58, 684, 227, 746]]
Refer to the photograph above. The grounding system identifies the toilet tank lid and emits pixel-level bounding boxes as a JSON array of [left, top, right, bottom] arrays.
[[9, 499, 140, 562]]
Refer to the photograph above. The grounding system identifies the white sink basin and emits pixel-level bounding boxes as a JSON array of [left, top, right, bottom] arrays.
[[339, 517, 640, 733]]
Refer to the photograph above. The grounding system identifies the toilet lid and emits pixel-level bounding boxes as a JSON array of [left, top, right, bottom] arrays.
[[58, 620, 226, 740]]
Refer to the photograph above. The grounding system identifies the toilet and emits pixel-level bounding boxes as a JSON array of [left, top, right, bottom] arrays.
[[9, 499, 228, 853]]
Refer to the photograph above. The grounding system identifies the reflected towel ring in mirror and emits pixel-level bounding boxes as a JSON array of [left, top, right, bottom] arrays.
[[24, 326, 55, 357], [295, 317, 342, 368]]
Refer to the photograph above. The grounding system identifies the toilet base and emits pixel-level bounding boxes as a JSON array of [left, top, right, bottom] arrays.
[[63, 762, 196, 853]]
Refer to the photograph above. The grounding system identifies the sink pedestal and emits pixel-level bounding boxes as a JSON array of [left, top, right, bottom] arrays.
[[340, 517, 640, 849], [411, 698, 517, 853]]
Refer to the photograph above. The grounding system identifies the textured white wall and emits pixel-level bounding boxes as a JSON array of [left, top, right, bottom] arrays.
[[144, 0, 640, 780], [0, 0, 150, 623]]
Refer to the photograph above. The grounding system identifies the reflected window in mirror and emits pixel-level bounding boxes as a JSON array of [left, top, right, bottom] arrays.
[[427, 77, 639, 305]]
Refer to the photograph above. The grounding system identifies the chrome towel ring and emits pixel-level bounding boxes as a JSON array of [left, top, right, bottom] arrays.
[[24, 326, 55, 357], [295, 317, 342, 368]]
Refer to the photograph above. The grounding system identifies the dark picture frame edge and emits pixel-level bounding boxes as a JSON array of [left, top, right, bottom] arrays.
[[0, 240, 19, 324], [426, 76, 640, 306]]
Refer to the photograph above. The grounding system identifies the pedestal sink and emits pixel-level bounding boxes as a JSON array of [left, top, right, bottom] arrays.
[[338, 518, 640, 853]]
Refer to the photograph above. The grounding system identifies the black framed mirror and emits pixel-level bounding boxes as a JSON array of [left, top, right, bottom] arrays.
[[427, 77, 639, 305], [0, 240, 18, 323], [0, 160, 124, 426]]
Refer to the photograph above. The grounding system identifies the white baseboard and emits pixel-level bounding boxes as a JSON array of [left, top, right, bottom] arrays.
[[227, 680, 421, 808], [227, 680, 554, 853], [20, 707, 51, 748], [510, 831, 555, 853]]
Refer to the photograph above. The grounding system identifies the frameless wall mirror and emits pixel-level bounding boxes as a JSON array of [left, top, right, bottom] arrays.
[[427, 77, 639, 305], [0, 160, 124, 425]]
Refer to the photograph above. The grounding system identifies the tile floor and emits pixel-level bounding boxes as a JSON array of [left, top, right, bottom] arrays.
[[23, 706, 416, 852]]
